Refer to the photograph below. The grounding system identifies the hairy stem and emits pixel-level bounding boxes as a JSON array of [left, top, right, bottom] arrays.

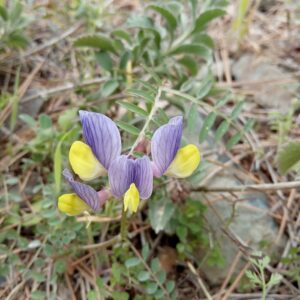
[[128, 86, 162, 156], [120, 205, 127, 241], [260, 265, 267, 300]]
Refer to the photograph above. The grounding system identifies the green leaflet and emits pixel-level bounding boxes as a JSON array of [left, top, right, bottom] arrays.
[[277, 141, 300, 174], [147, 4, 177, 33], [117, 121, 140, 136], [74, 34, 116, 53], [194, 9, 225, 32], [118, 101, 148, 118]]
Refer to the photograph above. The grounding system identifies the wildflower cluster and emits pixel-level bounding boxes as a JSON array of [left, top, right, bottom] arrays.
[[58, 111, 200, 215]]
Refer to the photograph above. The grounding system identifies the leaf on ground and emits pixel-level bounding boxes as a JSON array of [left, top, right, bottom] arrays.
[[277, 141, 300, 174]]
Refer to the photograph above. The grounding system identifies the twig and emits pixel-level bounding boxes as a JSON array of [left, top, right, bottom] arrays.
[[15, 22, 82, 61], [64, 272, 77, 300], [275, 188, 295, 245], [227, 293, 295, 299], [21, 77, 109, 103], [222, 262, 251, 300], [192, 180, 300, 193], [219, 250, 243, 297], [76, 215, 121, 223], [0, 57, 46, 126], [217, 71, 300, 88], [79, 227, 148, 250], [187, 261, 213, 300], [80, 234, 121, 251]]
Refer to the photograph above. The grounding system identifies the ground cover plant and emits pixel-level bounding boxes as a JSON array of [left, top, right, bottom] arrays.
[[1, 0, 300, 299]]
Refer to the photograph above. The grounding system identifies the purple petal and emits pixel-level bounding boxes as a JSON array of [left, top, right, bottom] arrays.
[[108, 155, 134, 198], [63, 169, 102, 211], [151, 116, 183, 176], [133, 156, 153, 199], [79, 110, 121, 170]]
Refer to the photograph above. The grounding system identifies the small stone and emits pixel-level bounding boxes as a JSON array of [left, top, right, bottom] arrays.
[[232, 54, 299, 112]]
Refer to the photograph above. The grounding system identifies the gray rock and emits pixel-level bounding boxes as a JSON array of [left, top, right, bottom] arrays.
[[190, 164, 286, 285], [0, 276, 6, 287], [19, 88, 45, 117], [232, 54, 299, 112], [183, 107, 286, 285], [258, 0, 277, 12]]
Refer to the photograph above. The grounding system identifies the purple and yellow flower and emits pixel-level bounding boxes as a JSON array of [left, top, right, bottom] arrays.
[[58, 111, 199, 216], [151, 116, 201, 178], [58, 169, 108, 216], [108, 155, 153, 213], [58, 111, 153, 215]]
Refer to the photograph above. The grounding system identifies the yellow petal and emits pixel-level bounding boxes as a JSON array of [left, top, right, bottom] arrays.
[[164, 144, 201, 178], [123, 183, 140, 213], [58, 193, 90, 216], [69, 141, 106, 181]]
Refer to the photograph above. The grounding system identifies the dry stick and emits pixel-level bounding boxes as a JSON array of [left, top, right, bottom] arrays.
[[80, 234, 122, 251], [7, 22, 83, 63], [228, 293, 295, 299], [218, 251, 243, 298], [0, 150, 28, 172], [217, 71, 300, 88], [76, 215, 121, 224], [187, 261, 213, 300], [0, 56, 46, 126], [193, 180, 300, 193], [21, 77, 109, 103], [222, 262, 251, 300], [201, 153, 249, 186], [275, 189, 295, 245], [64, 272, 77, 300], [79, 226, 150, 251], [46, 262, 52, 300], [220, 34, 232, 85]]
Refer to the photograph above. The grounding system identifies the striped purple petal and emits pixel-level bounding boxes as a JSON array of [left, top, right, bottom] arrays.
[[133, 156, 153, 199], [151, 116, 183, 176], [63, 168, 102, 211], [79, 110, 121, 170], [108, 155, 134, 198], [108, 155, 153, 199]]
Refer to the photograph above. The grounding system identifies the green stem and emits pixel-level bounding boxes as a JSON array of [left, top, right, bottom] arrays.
[[120, 205, 127, 241], [260, 266, 267, 300], [128, 86, 162, 156], [86, 222, 94, 244]]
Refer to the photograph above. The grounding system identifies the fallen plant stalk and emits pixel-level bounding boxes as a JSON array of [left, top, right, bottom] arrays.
[[193, 181, 300, 192]]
